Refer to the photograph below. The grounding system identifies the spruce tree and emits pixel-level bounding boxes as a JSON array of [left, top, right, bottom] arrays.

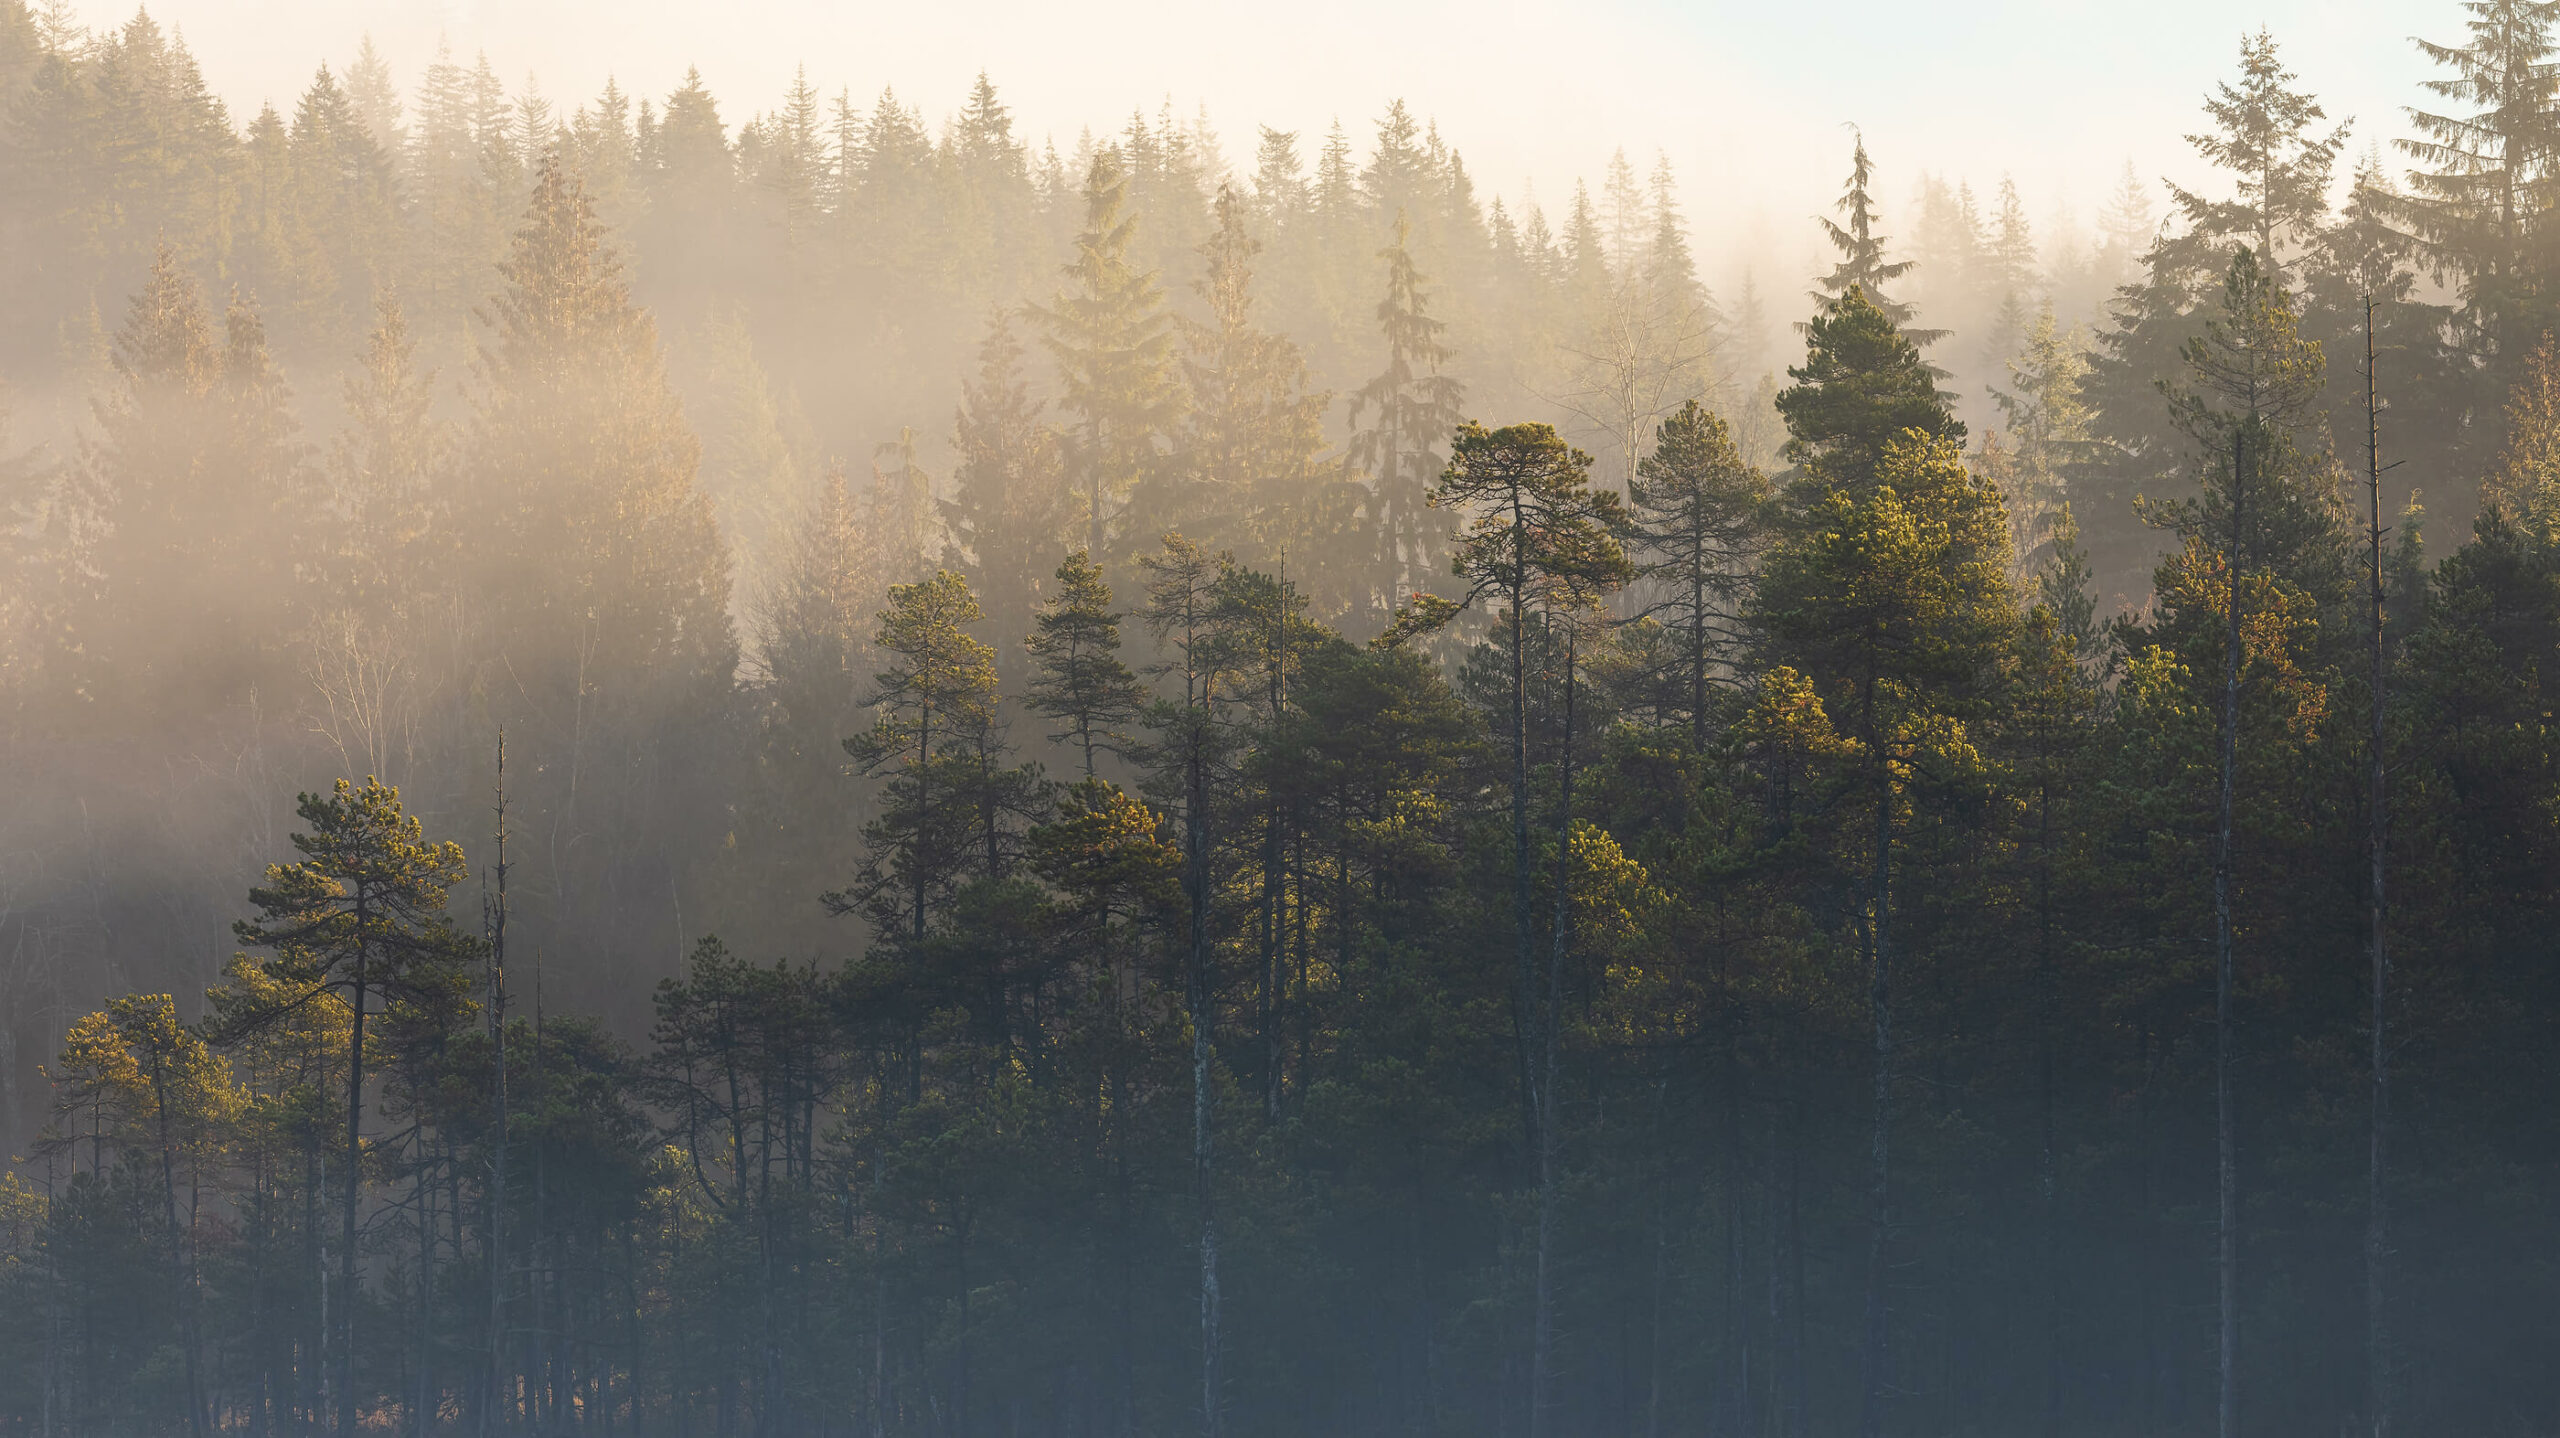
[[287, 63, 403, 356], [1813, 130, 1933, 339], [2156, 248, 2328, 1438], [1754, 423, 2017, 1438], [1990, 304, 2099, 568], [1777, 285, 1964, 499], [1175, 183, 1329, 554], [2168, 31, 2347, 275], [466, 149, 734, 694], [680, 310, 806, 616], [1345, 214, 1465, 621], [325, 291, 440, 626], [947, 310, 1069, 664], [67, 250, 311, 722], [2400, 2, 2560, 360], [1034, 151, 1184, 561], [1981, 176, 2040, 373]]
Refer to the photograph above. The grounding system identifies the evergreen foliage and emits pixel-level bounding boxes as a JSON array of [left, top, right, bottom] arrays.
[[8, 18, 2560, 1438]]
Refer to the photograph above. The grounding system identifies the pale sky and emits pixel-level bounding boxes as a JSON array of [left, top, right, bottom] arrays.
[[100, 0, 2445, 282]]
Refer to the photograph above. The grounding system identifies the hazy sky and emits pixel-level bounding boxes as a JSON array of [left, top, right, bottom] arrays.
[[100, 0, 2443, 282]]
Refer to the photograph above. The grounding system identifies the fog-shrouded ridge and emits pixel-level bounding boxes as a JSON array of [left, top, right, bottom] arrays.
[[1, 3, 2555, 1437]]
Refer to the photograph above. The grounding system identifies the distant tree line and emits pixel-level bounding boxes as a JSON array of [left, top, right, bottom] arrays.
[[5, 5, 2560, 1437]]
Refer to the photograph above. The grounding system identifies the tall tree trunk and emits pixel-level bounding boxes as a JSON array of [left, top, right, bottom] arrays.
[[2214, 426, 2247, 1438], [344, 921, 370, 1438], [1187, 691, 1221, 1438], [1263, 606, 1287, 1122], [486, 731, 511, 1438], [2361, 297, 2392, 1438], [152, 1059, 208, 1438], [1529, 622, 1576, 1438], [1510, 580, 1537, 1155], [2038, 766, 2062, 1438], [1855, 767, 1893, 1438], [415, 1156, 434, 1438]]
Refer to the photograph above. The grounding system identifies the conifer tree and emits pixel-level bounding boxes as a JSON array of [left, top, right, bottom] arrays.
[[465, 149, 734, 693], [2399, 1, 2560, 359], [1990, 304, 2098, 567], [1777, 285, 1964, 498], [287, 63, 403, 355], [1982, 176, 2040, 372], [68, 250, 311, 721], [1755, 423, 2017, 1438], [342, 36, 401, 151], [227, 778, 475, 1438], [2169, 31, 2347, 275], [2481, 334, 2560, 538], [47, 994, 238, 1438], [2154, 247, 2327, 1438], [1137, 532, 1233, 1438], [639, 67, 737, 311], [946, 73, 1040, 304], [1027, 550, 1145, 778], [870, 425, 941, 587], [835, 570, 1000, 941], [1391, 425, 1630, 1438], [1627, 401, 1767, 746], [325, 291, 440, 625], [948, 310, 1069, 661], [1175, 183, 1329, 553], [1813, 130, 1931, 338], [1035, 151, 1184, 560], [1559, 156, 1720, 495], [681, 310, 806, 614], [1345, 214, 1465, 620]]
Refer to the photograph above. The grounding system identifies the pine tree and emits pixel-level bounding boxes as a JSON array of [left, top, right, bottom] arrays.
[[1404, 422, 1628, 1438], [1136, 532, 1234, 1438], [1627, 401, 1767, 746], [1026, 550, 1145, 777], [834, 570, 1001, 941], [1035, 151, 1184, 560], [227, 778, 475, 1438]]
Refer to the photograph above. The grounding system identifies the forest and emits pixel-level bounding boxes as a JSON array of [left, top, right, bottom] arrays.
[[0, 1, 2557, 1435]]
